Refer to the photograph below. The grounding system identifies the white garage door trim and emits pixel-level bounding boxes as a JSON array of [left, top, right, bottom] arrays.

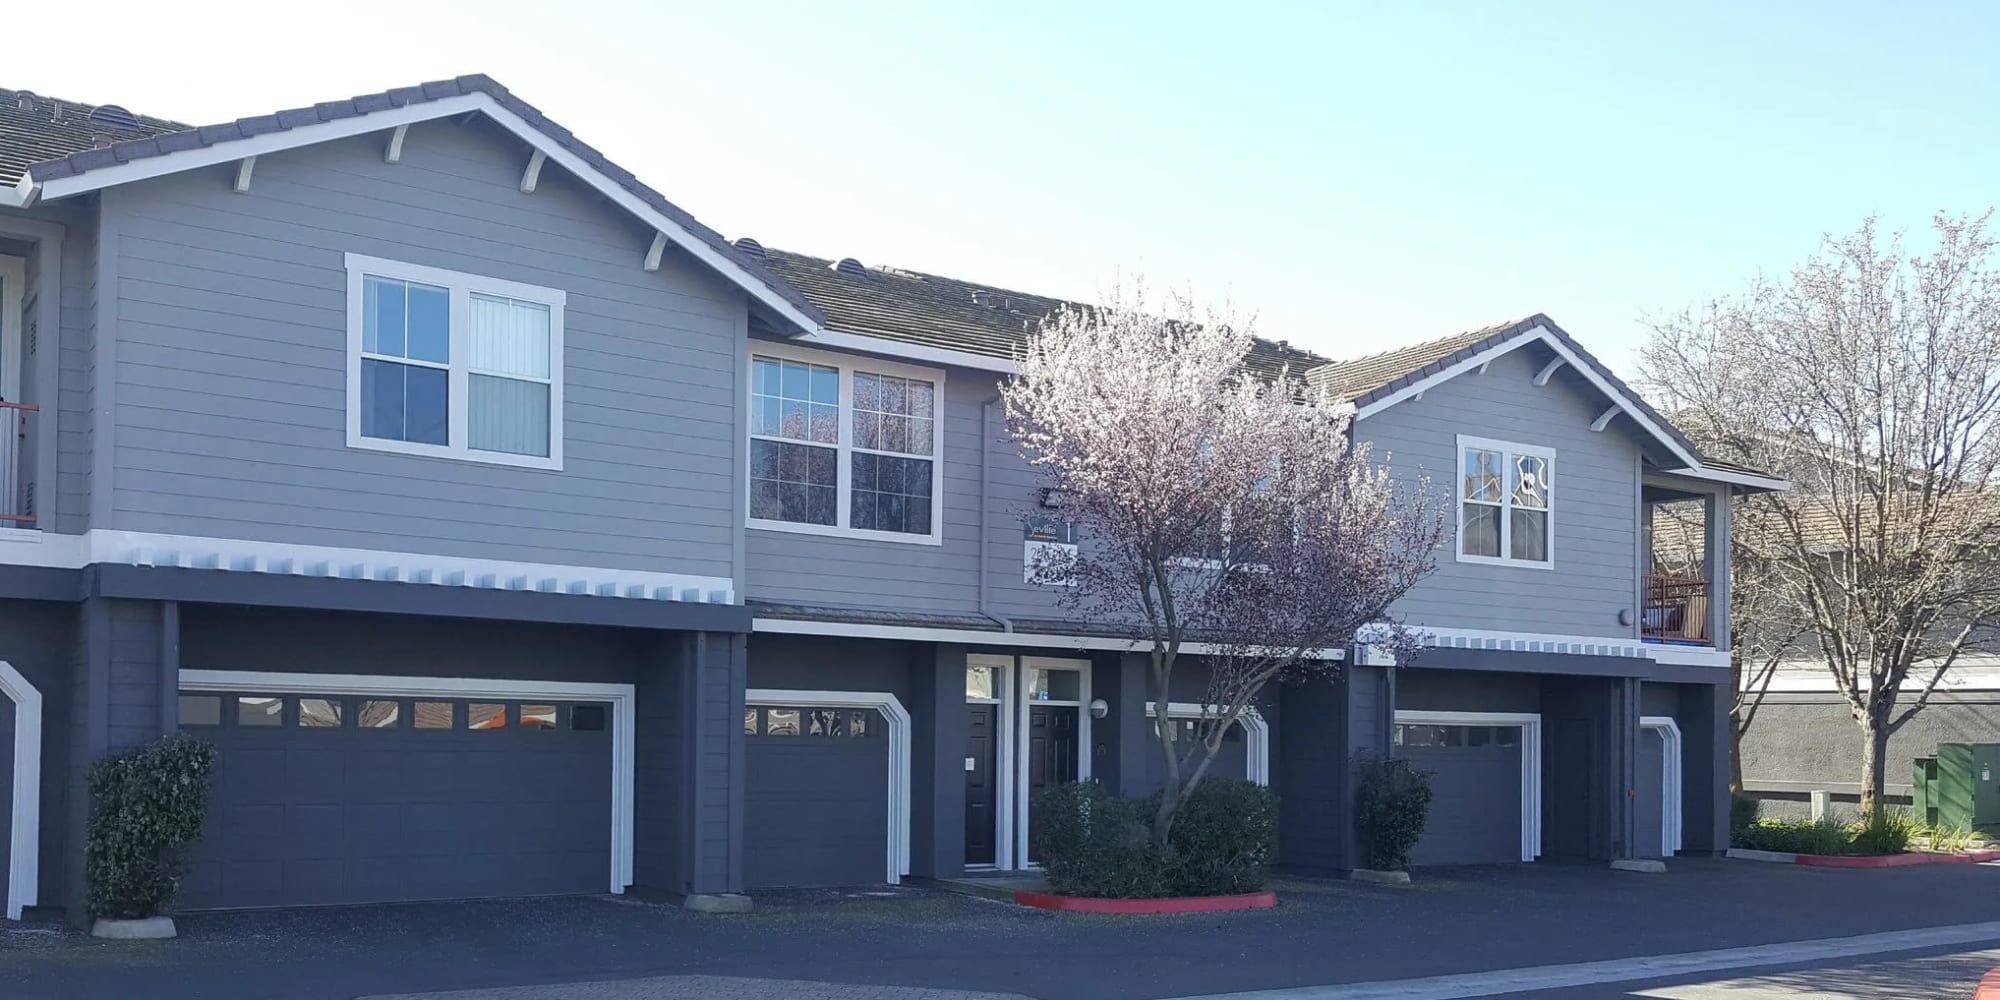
[[746, 688, 911, 885], [1642, 716, 1683, 855], [1394, 710, 1542, 862], [1144, 702, 1270, 786], [177, 669, 635, 894], [1, 660, 42, 921]]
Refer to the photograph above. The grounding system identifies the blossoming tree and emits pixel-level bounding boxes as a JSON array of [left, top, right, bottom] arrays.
[[1002, 288, 1444, 848]]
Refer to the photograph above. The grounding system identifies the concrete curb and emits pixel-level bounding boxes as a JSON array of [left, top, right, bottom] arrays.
[[1610, 859, 1667, 873], [681, 893, 753, 914], [1724, 848, 1799, 864], [1347, 869, 1411, 885], [1726, 846, 2000, 868], [90, 916, 176, 939]]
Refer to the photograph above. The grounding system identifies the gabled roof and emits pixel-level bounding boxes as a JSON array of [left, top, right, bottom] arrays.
[[0, 88, 185, 185], [0, 75, 825, 334], [757, 246, 1332, 380], [1302, 318, 1533, 402]]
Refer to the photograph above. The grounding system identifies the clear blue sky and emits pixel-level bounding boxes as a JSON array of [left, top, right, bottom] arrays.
[[12, 2, 1996, 369]]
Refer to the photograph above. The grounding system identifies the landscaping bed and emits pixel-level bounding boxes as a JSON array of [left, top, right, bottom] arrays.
[[1730, 802, 1998, 868], [1014, 889, 1278, 914]]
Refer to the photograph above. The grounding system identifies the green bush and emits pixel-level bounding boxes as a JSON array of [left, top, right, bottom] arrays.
[[1848, 808, 1915, 855], [1355, 757, 1433, 871], [1730, 793, 1761, 837], [1032, 778, 1279, 898], [86, 733, 216, 919], [1923, 823, 1978, 855], [1734, 817, 1851, 855], [1154, 778, 1279, 896]]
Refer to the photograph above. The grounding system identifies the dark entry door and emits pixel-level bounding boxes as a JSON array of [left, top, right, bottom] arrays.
[[965, 704, 998, 865], [1026, 704, 1078, 863]]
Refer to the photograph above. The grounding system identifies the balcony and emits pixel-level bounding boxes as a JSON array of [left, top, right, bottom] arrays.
[[0, 401, 35, 529], [1642, 573, 1710, 644]]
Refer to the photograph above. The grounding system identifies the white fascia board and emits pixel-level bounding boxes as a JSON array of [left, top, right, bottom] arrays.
[[1661, 465, 1792, 493], [28, 92, 824, 338], [749, 617, 1345, 661], [794, 328, 1021, 374], [1352, 325, 1707, 472]]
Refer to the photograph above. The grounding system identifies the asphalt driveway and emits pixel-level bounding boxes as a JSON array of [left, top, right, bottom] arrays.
[[5, 859, 2000, 1000]]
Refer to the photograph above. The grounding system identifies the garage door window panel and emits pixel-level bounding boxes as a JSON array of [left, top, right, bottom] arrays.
[[299, 698, 343, 728], [179, 695, 222, 727], [238, 696, 284, 727]]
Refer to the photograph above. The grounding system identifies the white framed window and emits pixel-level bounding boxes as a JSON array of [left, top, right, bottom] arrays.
[[1456, 435, 1553, 569], [747, 342, 944, 545], [344, 253, 565, 470]]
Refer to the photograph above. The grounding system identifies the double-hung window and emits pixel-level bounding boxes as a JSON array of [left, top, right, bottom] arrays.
[[1457, 435, 1553, 568], [748, 345, 943, 544], [345, 253, 565, 470]]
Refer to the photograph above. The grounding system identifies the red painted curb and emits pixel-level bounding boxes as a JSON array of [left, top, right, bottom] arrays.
[[1974, 966, 2000, 1000], [1795, 849, 2000, 869], [1013, 890, 1278, 914]]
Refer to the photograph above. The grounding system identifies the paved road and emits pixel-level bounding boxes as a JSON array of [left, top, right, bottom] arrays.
[[1538, 945, 2000, 999], [5, 859, 1999, 999]]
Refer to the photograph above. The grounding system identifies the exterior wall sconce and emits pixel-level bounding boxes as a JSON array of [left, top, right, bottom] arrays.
[[1089, 697, 1110, 719], [1038, 487, 1073, 510]]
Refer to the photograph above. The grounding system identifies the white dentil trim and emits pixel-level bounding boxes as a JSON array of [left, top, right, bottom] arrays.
[[1642, 716, 1683, 856], [0, 529, 735, 603], [746, 689, 912, 884], [27, 92, 823, 338], [1395, 710, 1543, 862], [177, 668, 636, 893], [752, 617, 1344, 659], [1, 661, 41, 920], [1357, 623, 1730, 668], [1145, 701, 1270, 786]]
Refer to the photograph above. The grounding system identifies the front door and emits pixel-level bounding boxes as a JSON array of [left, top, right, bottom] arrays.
[[1025, 704, 1078, 863], [965, 703, 998, 866]]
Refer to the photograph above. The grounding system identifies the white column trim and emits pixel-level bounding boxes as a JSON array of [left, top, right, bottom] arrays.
[[746, 689, 911, 884], [1144, 702, 1270, 786], [965, 653, 1017, 871], [0, 661, 41, 921], [1395, 710, 1543, 862], [176, 669, 636, 893], [1642, 716, 1683, 855]]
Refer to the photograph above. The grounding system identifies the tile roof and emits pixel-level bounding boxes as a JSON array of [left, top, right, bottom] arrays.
[[0, 75, 824, 330], [0, 88, 185, 185], [756, 246, 1332, 379], [1303, 318, 1537, 402]]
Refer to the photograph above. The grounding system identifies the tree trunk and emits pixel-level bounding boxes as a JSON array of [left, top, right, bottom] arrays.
[[1729, 713, 1745, 794], [1858, 715, 1892, 816]]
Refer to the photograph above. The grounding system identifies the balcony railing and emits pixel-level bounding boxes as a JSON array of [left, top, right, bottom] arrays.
[[0, 401, 35, 528], [1642, 573, 1710, 644]]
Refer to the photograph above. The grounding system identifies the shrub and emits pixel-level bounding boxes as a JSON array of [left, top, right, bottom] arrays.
[[1730, 793, 1761, 837], [1032, 779, 1280, 898], [1354, 757, 1433, 871], [1734, 817, 1853, 856], [86, 733, 216, 919], [1848, 808, 1915, 855], [1923, 823, 1978, 855], [1154, 778, 1278, 896]]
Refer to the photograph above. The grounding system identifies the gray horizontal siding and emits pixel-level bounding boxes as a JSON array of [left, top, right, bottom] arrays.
[[2, 201, 97, 534], [100, 117, 748, 579], [1355, 345, 1642, 637]]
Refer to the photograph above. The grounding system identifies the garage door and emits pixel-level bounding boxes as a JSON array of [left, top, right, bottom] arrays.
[[177, 692, 612, 910], [1396, 722, 1525, 866], [744, 703, 888, 889]]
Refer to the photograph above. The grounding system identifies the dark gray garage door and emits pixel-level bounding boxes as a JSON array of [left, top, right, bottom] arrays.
[[1636, 726, 1667, 857], [744, 704, 888, 889], [1396, 723, 1525, 866], [1142, 717, 1249, 792], [177, 692, 612, 910]]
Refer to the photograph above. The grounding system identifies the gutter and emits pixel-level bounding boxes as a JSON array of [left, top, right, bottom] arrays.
[[0, 176, 35, 209], [977, 396, 1014, 633]]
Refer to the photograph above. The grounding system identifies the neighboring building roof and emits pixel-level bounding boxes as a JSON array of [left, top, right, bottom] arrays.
[[755, 247, 1331, 379], [1302, 318, 1529, 402], [0, 88, 185, 185], [0, 75, 825, 332]]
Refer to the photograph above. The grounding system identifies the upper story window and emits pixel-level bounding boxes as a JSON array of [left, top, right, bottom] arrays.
[[344, 253, 565, 471], [748, 344, 943, 545], [1457, 435, 1553, 569]]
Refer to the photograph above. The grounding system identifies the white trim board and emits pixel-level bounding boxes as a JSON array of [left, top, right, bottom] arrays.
[[965, 653, 1019, 871], [1358, 623, 1730, 668], [1014, 656, 1092, 868], [26, 91, 823, 338], [0, 255, 23, 402], [1642, 716, 1683, 856], [1145, 702, 1271, 787], [746, 688, 912, 884], [0, 528, 735, 603], [177, 669, 636, 893], [1, 661, 42, 921], [753, 618, 1344, 660], [1453, 435, 1556, 571], [1394, 710, 1543, 862]]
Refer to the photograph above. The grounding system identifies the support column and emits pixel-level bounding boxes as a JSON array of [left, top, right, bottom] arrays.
[[62, 597, 166, 924], [908, 643, 966, 879], [1678, 681, 1732, 854], [1608, 676, 1642, 864], [676, 630, 746, 900]]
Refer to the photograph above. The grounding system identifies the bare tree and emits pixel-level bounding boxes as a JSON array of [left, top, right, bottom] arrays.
[[1002, 287, 1444, 848], [1641, 212, 2000, 811]]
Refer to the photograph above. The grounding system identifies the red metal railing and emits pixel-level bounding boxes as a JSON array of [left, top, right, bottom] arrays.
[[0, 401, 35, 527], [1642, 573, 1710, 643]]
